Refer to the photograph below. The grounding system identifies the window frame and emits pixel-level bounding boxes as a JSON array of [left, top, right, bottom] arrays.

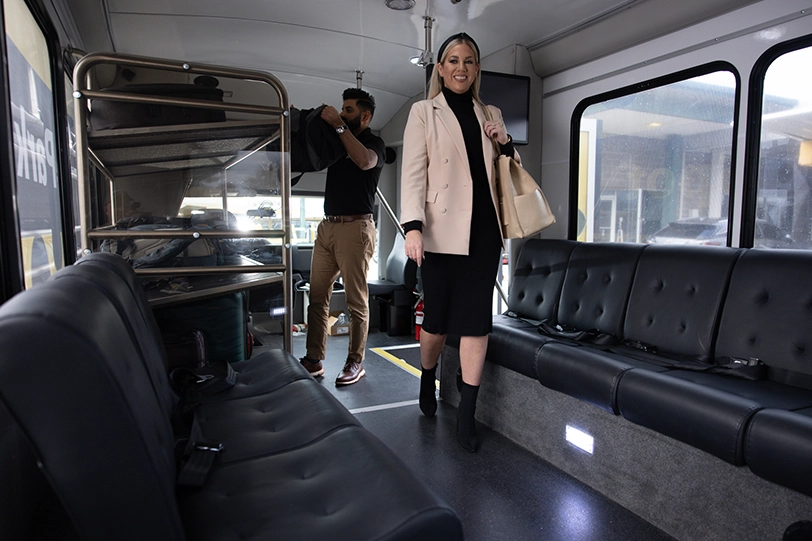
[[0, 0, 73, 301], [742, 33, 812, 249], [568, 60, 742, 244]]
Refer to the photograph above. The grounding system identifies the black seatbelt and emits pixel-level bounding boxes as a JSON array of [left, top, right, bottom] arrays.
[[176, 414, 224, 488], [529, 316, 767, 381], [170, 361, 236, 487]]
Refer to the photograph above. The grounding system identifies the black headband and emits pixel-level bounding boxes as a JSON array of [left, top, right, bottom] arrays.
[[436, 32, 480, 63]]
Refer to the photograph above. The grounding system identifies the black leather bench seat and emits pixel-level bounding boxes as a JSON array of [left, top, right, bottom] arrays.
[[0, 253, 463, 540], [193, 378, 361, 464], [535, 341, 671, 414], [178, 426, 463, 541], [487, 239, 812, 497]]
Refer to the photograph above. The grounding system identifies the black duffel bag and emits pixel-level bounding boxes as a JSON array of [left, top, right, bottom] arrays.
[[90, 76, 226, 130]]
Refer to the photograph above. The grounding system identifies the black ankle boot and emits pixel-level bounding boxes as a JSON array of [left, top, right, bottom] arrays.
[[457, 382, 480, 452], [419, 365, 437, 418]]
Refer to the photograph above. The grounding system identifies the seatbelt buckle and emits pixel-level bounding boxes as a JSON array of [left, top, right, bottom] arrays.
[[194, 442, 224, 453], [177, 441, 224, 487], [732, 357, 761, 367], [195, 374, 215, 384]]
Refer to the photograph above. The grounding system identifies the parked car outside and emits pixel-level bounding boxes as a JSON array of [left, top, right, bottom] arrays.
[[647, 218, 793, 248]]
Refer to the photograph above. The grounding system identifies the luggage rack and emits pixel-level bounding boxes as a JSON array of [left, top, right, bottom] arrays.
[[73, 52, 294, 351], [87, 119, 280, 176]]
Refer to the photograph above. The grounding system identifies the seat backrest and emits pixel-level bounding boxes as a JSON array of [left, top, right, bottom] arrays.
[[623, 245, 741, 359], [291, 243, 314, 281], [716, 248, 812, 386], [56, 254, 177, 417], [0, 274, 185, 541], [558, 242, 645, 337], [0, 399, 75, 540], [507, 239, 578, 321], [385, 234, 418, 290], [74, 252, 168, 367]]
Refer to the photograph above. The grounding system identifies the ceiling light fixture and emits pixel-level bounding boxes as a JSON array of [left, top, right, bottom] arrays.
[[385, 0, 415, 10], [409, 15, 435, 67], [410, 50, 434, 67]]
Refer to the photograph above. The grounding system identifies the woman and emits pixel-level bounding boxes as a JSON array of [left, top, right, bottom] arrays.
[[400, 33, 516, 452]]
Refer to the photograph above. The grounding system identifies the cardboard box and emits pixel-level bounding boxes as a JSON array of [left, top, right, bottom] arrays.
[[328, 312, 350, 336]]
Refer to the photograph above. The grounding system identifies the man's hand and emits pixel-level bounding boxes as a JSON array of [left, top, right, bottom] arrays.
[[320, 105, 344, 129]]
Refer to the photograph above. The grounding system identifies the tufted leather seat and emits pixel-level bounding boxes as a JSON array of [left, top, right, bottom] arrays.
[[0, 253, 463, 540], [487, 240, 812, 494], [487, 239, 576, 377], [535, 241, 645, 412]]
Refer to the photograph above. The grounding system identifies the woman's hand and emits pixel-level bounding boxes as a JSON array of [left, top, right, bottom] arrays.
[[483, 120, 509, 145], [404, 230, 424, 267]]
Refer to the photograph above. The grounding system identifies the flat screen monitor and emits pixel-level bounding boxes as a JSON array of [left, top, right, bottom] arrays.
[[479, 71, 530, 145], [424, 67, 531, 145]]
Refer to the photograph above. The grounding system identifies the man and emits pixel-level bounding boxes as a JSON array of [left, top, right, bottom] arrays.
[[300, 88, 385, 385]]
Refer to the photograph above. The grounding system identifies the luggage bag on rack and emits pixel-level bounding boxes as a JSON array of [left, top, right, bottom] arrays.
[[89, 79, 226, 131], [153, 292, 250, 367]]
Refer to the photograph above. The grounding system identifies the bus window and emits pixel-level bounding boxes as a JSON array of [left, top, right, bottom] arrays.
[[576, 66, 737, 245], [755, 43, 812, 250], [65, 71, 81, 259], [3, 0, 64, 287], [289, 195, 325, 244]]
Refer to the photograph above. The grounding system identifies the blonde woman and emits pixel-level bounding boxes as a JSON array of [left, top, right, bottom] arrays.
[[400, 33, 517, 452]]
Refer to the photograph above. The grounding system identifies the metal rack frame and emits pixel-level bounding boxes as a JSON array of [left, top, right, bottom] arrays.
[[72, 52, 294, 352]]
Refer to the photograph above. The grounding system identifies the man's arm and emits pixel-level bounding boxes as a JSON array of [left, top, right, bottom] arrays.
[[321, 106, 379, 170]]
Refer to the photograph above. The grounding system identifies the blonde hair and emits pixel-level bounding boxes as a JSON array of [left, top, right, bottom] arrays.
[[427, 36, 482, 103]]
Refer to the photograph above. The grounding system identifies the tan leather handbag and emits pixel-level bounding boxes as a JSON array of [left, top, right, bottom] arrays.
[[483, 106, 555, 238]]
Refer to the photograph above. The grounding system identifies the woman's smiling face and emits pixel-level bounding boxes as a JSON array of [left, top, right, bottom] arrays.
[[438, 43, 479, 94]]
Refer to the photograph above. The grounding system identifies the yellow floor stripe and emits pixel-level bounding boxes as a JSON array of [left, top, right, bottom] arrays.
[[370, 346, 439, 389]]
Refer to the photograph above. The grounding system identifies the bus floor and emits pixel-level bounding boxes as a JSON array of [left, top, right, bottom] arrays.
[[254, 328, 676, 541]]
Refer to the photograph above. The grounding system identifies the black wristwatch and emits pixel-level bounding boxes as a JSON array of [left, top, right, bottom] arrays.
[[335, 125, 349, 135]]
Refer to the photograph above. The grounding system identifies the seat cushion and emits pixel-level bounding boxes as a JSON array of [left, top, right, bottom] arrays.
[[195, 379, 360, 463], [617, 368, 762, 465], [652, 369, 812, 410], [536, 342, 671, 414], [745, 409, 812, 497], [178, 426, 464, 541], [487, 313, 553, 378], [197, 349, 312, 404]]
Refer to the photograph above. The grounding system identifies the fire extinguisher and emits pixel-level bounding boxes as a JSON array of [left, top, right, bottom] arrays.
[[414, 295, 424, 341]]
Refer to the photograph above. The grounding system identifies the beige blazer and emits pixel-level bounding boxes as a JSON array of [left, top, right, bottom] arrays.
[[399, 92, 518, 255]]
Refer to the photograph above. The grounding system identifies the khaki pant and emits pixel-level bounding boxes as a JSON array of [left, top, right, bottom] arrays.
[[306, 219, 376, 363]]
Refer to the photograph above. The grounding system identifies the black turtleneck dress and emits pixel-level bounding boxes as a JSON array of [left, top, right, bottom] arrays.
[[419, 87, 504, 336]]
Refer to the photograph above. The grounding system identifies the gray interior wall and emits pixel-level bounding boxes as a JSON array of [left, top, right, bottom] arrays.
[[539, 1, 812, 248]]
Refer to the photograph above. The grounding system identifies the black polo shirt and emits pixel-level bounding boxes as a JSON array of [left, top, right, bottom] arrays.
[[323, 128, 386, 216]]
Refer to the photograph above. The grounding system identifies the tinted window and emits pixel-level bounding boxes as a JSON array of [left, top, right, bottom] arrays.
[[755, 43, 812, 250], [4, 0, 64, 288], [576, 66, 737, 245]]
